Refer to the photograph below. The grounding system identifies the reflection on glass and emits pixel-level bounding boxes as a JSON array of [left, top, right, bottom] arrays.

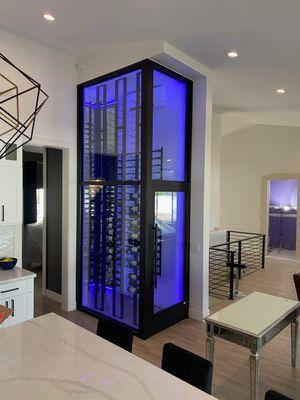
[[81, 184, 141, 328], [152, 70, 187, 181], [154, 192, 185, 313], [36, 188, 44, 223], [83, 69, 142, 182]]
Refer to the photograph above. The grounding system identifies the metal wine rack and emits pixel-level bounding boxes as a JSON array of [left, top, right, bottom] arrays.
[[82, 71, 163, 327]]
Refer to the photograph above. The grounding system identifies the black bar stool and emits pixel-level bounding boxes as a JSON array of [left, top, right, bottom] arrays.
[[161, 342, 213, 394], [97, 317, 133, 352], [265, 390, 294, 400]]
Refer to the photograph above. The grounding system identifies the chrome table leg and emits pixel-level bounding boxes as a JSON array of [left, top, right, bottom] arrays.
[[250, 351, 260, 400], [206, 336, 215, 363], [291, 319, 298, 368]]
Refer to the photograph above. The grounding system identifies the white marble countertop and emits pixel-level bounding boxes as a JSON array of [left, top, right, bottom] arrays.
[[0, 313, 217, 400], [205, 291, 299, 337], [0, 267, 36, 284]]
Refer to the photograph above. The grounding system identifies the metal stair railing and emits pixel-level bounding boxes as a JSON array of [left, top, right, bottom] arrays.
[[209, 231, 266, 300]]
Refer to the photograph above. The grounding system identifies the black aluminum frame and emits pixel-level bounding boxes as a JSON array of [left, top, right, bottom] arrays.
[[77, 59, 193, 339]]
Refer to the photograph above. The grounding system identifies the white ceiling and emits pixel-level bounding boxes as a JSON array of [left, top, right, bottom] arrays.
[[1, 0, 300, 129]]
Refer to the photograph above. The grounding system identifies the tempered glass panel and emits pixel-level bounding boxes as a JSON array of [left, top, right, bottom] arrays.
[[81, 184, 141, 328], [153, 191, 185, 313], [152, 70, 187, 181], [83, 69, 142, 182]]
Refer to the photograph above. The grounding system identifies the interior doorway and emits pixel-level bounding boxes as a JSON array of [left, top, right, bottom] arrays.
[[268, 179, 297, 259], [261, 174, 300, 260], [23, 146, 63, 315], [23, 148, 44, 299]]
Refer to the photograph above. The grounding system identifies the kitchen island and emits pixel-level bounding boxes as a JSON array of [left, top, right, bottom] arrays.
[[0, 313, 217, 400]]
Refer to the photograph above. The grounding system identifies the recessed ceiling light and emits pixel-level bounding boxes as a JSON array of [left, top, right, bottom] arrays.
[[276, 88, 287, 94], [227, 51, 238, 58], [43, 13, 55, 22]]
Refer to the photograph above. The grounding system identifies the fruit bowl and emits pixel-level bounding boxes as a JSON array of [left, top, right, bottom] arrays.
[[0, 258, 17, 270]]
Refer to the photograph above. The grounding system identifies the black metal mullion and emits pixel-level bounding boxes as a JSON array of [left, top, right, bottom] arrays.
[[139, 61, 154, 337]]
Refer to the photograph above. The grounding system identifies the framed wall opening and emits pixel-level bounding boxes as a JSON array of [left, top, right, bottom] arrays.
[[23, 144, 66, 315], [261, 174, 300, 260]]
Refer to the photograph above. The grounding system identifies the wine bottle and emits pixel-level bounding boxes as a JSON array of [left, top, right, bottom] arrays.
[[129, 233, 139, 240], [127, 286, 139, 294], [128, 238, 140, 246]]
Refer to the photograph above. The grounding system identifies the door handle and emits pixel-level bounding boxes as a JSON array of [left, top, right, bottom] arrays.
[[1, 205, 4, 222], [1, 287, 19, 294], [151, 224, 158, 289], [11, 299, 14, 317]]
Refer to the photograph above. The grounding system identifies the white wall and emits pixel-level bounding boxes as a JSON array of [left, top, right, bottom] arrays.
[[77, 40, 164, 83], [210, 112, 221, 229], [0, 28, 76, 144], [220, 124, 300, 232], [0, 28, 77, 311]]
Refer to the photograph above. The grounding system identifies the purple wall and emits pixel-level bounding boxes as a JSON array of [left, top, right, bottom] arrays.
[[269, 179, 297, 208]]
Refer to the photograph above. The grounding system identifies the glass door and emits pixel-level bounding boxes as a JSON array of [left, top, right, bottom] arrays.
[[140, 63, 191, 337], [153, 191, 185, 313]]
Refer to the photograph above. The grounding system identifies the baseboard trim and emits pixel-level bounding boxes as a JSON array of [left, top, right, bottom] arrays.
[[188, 307, 210, 321], [62, 300, 77, 312], [45, 289, 62, 303]]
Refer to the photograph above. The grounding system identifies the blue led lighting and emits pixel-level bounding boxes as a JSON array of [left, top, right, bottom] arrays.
[[152, 70, 187, 181], [81, 65, 188, 331]]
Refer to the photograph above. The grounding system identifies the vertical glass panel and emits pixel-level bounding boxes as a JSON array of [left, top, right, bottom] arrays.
[[83, 69, 141, 182], [81, 184, 140, 328], [152, 70, 187, 181], [153, 191, 185, 313]]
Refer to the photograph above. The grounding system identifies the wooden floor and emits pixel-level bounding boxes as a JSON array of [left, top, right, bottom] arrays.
[[34, 256, 300, 400]]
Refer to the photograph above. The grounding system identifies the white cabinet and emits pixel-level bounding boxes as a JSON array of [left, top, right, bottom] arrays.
[[8, 292, 33, 325], [0, 298, 11, 328], [0, 166, 22, 225], [0, 268, 35, 328]]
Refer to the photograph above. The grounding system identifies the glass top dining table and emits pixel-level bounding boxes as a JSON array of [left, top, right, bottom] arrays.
[[204, 291, 300, 400]]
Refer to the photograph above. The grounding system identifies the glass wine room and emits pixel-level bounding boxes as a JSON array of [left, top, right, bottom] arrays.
[[77, 60, 193, 338]]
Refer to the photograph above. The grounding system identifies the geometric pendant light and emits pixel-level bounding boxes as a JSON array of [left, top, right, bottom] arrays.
[[0, 52, 48, 159]]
